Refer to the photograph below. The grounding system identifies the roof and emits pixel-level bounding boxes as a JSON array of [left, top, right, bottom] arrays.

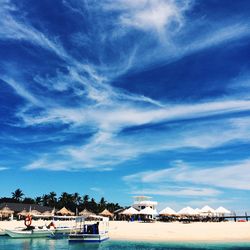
[[99, 209, 113, 217], [0, 203, 53, 213], [139, 207, 158, 215], [0, 206, 14, 214], [159, 207, 177, 215], [57, 207, 74, 215], [121, 207, 139, 215], [79, 208, 95, 216]]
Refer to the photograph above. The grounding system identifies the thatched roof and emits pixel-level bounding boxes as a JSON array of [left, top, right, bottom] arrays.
[[0, 202, 53, 213], [99, 209, 113, 217], [57, 207, 74, 216], [17, 209, 28, 216], [0, 206, 14, 215], [79, 208, 95, 216], [29, 209, 41, 215], [42, 210, 53, 216]]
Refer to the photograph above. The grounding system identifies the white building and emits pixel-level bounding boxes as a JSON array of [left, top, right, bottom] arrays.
[[132, 196, 157, 211]]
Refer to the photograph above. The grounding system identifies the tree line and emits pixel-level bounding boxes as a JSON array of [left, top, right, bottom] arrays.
[[0, 188, 122, 214]]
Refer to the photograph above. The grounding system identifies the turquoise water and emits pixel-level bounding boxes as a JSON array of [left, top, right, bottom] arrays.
[[1, 237, 250, 250]]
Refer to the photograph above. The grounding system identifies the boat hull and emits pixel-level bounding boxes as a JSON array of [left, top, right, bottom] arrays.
[[5, 229, 53, 238], [69, 232, 109, 243]]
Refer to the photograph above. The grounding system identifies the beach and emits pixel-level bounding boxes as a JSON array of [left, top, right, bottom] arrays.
[[1, 220, 250, 242]]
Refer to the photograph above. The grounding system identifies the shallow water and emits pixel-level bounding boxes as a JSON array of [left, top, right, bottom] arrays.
[[1, 237, 250, 250]]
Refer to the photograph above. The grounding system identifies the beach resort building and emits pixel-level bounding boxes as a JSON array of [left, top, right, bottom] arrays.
[[132, 196, 157, 211]]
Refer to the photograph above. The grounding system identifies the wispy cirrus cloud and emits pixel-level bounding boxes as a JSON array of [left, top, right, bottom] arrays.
[[124, 159, 250, 190], [131, 187, 221, 197], [1, 0, 250, 174]]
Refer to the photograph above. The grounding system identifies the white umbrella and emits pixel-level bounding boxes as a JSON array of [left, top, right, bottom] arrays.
[[122, 207, 139, 215], [194, 208, 201, 214], [200, 205, 215, 214], [178, 206, 197, 215], [139, 207, 158, 216], [215, 206, 230, 215], [159, 207, 177, 215]]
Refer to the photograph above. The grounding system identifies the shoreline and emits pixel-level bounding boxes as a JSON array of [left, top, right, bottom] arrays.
[[1, 220, 250, 243]]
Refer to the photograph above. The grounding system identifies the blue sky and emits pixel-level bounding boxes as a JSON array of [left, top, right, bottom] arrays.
[[0, 0, 250, 213]]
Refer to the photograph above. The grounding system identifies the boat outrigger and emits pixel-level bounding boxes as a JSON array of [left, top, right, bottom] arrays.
[[68, 215, 109, 243], [5, 216, 76, 238]]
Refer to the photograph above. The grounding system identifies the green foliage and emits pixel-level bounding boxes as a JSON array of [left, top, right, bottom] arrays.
[[2, 188, 123, 214]]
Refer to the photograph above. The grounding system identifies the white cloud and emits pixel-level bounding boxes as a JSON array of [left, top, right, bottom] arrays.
[[131, 187, 221, 197], [124, 159, 250, 190], [2, 0, 250, 173]]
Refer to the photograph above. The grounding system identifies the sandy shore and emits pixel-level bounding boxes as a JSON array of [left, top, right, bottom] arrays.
[[1, 220, 250, 242]]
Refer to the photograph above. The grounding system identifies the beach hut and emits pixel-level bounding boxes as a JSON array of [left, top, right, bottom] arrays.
[[57, 207, 74, 216], [121, 207, 139, 215], [29, 209, 41, 216], [178, 207, 197, 216], [159, 207, 177, 216], [18, 209, 28, 216], [42, 210, 53, 216], [215, 206, 231, 216], [79, 208, 95, 217], [99, 209, 113, 218], [194, 208, 201, 214], [200, 205, 215, 216], [0, 206, 14, 219]]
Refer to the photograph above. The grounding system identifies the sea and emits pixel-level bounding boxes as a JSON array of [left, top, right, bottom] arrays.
[[1, 237, 250, 250]]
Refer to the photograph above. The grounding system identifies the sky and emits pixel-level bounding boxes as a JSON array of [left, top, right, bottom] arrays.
[[0, 0, 250, 213]]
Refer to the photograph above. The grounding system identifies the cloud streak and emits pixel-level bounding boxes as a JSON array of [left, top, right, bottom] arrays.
[[124, 159, 250, 190]]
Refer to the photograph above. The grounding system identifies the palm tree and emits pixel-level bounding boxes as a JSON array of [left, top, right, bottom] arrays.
[[83, 195, 89, 207], [48, 192, 57, 207], [11, 189, 24, 202], [73, 192, 81, 206], [35, 196, 42, 205], [42, 194, 50, 206], [89, 198, 98, 213]]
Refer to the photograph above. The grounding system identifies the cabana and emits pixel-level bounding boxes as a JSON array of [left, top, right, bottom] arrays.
[[159, 207, 177, 216], [200, 205, 215, 217], [215, 206, 231, 216], [56, 207, 74, 216], [29, 209, 41, 216], [0, 206, 14, 220], [178, 206, 197, 216], [79, 208, 95, 217], [139, 207, 158, 222], [122, 207, 139, 215], [159, 207, 178, 222], [99, 209, 113, 218]]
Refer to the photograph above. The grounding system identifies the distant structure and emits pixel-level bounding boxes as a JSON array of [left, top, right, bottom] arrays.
[[132, 196, 157, 211]]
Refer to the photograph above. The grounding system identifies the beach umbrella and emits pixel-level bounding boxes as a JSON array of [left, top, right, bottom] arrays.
[[79, 208, 95, 217], [200, 205, 215, 215], [121, 207, 139, 215], [215, 206, 231, 215], [194, 208, 201, 214], [29, 209, 41, 216], [139, 207, 158, 216], [0, 206, 14, 216], [178, 206, 197, 215], [42, 211, 53, 216], [159, 207, 177, 216], [99, 209, 113, 217], [57, 207, 74, 216], [18, 210, 28, 216]]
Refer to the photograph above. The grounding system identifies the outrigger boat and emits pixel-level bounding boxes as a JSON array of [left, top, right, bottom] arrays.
[[68, 215, 109, 243], [5, 215, 77, 238]]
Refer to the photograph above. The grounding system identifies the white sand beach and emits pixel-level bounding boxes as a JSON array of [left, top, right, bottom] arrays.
[[1, 220, 250, 242]]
